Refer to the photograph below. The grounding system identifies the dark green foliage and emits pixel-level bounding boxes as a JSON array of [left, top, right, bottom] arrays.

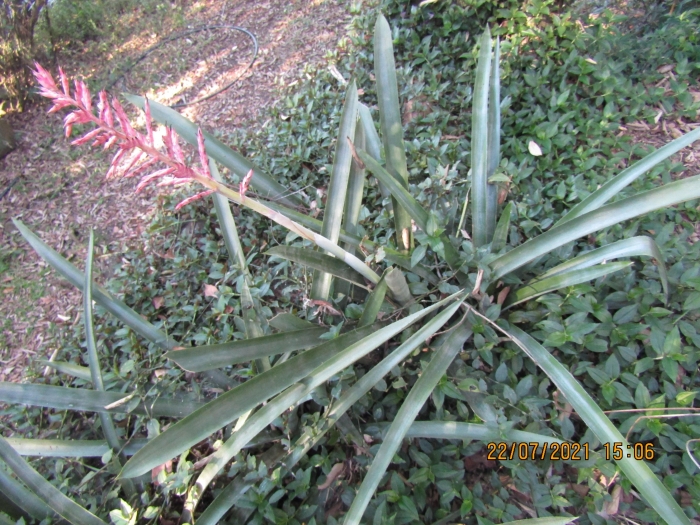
[[0, 0, 47, 109]]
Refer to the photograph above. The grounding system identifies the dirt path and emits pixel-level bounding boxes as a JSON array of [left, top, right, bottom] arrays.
[[0, 0, 351, 381]]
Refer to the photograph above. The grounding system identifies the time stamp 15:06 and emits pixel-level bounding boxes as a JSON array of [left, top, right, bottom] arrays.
[[486, 442, 656, 462]]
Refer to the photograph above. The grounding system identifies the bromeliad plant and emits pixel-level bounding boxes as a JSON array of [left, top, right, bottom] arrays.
[[4, 13, 700, 524]]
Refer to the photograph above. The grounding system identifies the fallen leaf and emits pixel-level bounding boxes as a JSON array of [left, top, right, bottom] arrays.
[[152, 460, 172, 485], [203, 284, 218, 298], [657, 63, 675, 74], [528, 140, 543, 156], [317, 462, 345, 490], [496, 286, 511, 305], [152, 296, 164, 309], [601, 484, 623, 516]]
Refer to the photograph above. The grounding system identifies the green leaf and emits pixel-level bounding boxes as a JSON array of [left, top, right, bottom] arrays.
[[337, 111, 370, 301], [344, 322, 472, 524], [210, 161, 248, 274], [374, 14, 412, 251], [486, 36, 501, 241], [343, 109, 367, 240], [125, 95, 301, 208], [471, 27, 493, 248], [267, 246, 367, 290], [166, 328, 328, 372], [491, 201, 513, 253], [180, 292, 466, 517], [357, 149, 463, 273], [311, 81, 358, 300], [0, 467, 55, 522], [202, 177, 381, 285], [411, 244, 428, 268], [37, 360, 92, 381], [505, 326, 690, 525], [402, 421, 563, 447], [285, 297, 465, 472], [13, 220, 175, 350], [508, 262, 632, 307], [263, 199, 439, 285], [120, 324, 387, 479], [194, 475, 253, 525], [6, 438, 146, 457], [557, 126, 700, 225], [0, 436, 107, 525], [683, 291, 700, 311], [359, 268, 391, 327], [0, 382, 204, 418], [358, 103, 390, 201], [83, 231, 134, 495], [501, 519, 578, 525], [384, 267, 413, 307], [540, 236, 669, 302], [663, 326, 681, 356], [269, 313, 315, 332], [491, 175, 700, 279]]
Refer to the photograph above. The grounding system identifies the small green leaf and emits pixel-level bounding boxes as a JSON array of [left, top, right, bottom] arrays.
[[663, 326, 681, 356], [411, 245, 428, 268]]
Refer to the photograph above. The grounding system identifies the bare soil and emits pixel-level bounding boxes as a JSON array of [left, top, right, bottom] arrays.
[[0, 0, 352, 382]]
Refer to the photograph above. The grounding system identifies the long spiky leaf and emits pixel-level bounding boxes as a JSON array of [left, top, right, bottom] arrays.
[[490, 174, 700, 279]]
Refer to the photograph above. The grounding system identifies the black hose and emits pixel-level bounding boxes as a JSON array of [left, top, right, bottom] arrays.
[[104, 24, 258, 109]]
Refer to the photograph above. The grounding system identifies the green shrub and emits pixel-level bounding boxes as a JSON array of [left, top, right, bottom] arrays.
[[0, 0, 47, 109]]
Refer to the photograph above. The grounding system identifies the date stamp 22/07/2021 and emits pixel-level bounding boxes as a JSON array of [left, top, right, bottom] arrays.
[[486, 442, 656, 462]]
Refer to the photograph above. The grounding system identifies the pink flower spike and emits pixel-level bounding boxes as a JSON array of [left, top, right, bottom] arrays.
[[122, 150, 145, 177], [48, 100, 74, 114], [65, 123, 73, 138], [171, 131, 185, 164], [111, 97, 134, 137], [33, 63, 58, 93], [144, 99, 154, 145], [71, 128, 103, 146], [106, 148, 126, 178], [196, 128, 211, 179], [163, 127, 175, 158], [135, 167, 176, 191], [128, 157, 158, 178], [92, 134, 110, 147], [79, 81, 92, 112], [104, 135, 118, 150], [175, 190, 215, 210], [173, 164, 194, 180], [73, 80, 83, 107], [59, 67, 70, 97], [99, 91, 114, 128]]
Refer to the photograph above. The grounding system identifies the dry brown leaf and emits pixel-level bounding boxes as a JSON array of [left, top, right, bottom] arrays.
[[151, 459, 173, 485], [496, 286, 511, 305], [602, 484, 623, 516], [152, 296, 164, 309], [317, 462, 345, 490], [203, 284, 219, 298]]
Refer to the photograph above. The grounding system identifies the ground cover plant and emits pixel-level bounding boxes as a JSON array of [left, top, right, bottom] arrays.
[[1, 0, 700, 523]]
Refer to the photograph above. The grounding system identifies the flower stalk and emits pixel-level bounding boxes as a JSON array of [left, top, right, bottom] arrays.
[[32, 63, 381, 284]]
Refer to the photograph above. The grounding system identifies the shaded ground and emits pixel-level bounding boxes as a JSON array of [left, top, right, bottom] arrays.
[[0, 0, 351, 381]]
